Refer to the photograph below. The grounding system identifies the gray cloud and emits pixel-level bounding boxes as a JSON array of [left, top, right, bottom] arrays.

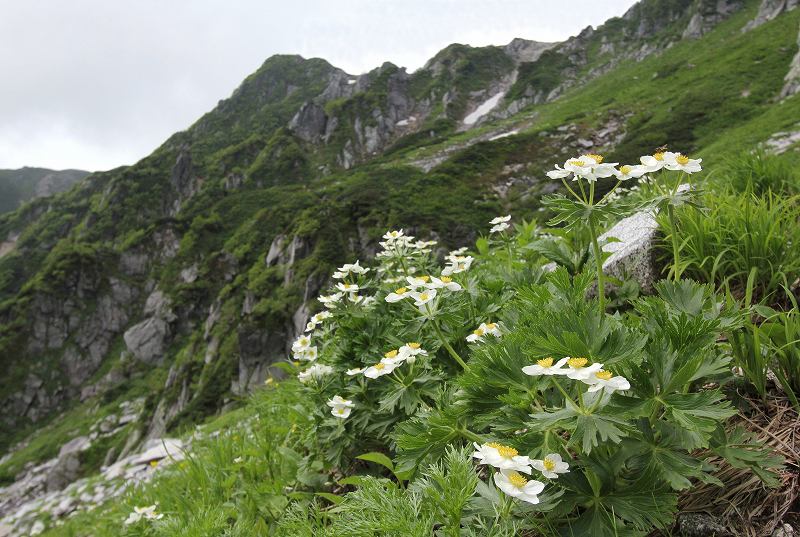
[[0, 0, 636, 171]]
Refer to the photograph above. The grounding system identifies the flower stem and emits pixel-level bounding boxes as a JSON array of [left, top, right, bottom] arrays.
[[431, 319, 469, 370], [667, 203, 681, 281], [459, 428, 485, 443], [550, 377, 580, 410], [587, 217, 605, 312]]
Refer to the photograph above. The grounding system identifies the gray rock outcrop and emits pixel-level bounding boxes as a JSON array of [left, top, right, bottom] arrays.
[[744, 0, 798, 30]]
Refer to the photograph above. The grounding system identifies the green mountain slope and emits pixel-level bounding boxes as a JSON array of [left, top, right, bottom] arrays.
[[0, 1, 799, 527]]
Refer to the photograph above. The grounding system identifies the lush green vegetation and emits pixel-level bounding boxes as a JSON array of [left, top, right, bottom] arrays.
[[35, 148, 799, 536]]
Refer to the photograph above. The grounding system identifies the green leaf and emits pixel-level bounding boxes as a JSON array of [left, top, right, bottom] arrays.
[[356, 451, 395, 473], [315, 492, 344, 505], [337, 475, 368, 487]]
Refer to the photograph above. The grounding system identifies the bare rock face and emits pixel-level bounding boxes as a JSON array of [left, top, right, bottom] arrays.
[[744, 0, 798, 30], [683, 0, 743, 39], [781, 23, 800, 98], [289, 102, 328, 143], [598, 210, 660, 294], [123, 318, 170, 365]]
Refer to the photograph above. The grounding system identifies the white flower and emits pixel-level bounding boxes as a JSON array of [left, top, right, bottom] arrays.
[[381, 348, 405, 365], [233, 456, 243, 464], [385, 286, 411, 303], [304, 311, 332, 332], [472, 442, 532, 473], [411, 239, 437, 250], [398, 341, 428, 358], [583, 369, 631, 393], [493, 471, 545, 505], [292, 335, 312, 354], [410, 289, 437, 309], [353, 295, 376, 307], [318, 293, 343, 308], [664, 152, 702, 174], [383, 229, 405, 241], [613, 164, 646, 181], [466, 322, 501, 343], [336, 282, 359, 293], [522, 357, 569, 376], [490, 215, 511, 225], [327, 395, 355, 419], [490, 222, 510, 234], [124, 505, 164, 525], [450, 247, 468, 256], [427, 276, 461, 291], [332, 271, 347, 279], [364, 361, 399, 379], [563, 357, 603, 381], [298, 364, 334, 383], [442, 255, 473, 276], [546, 164, 571, 180], [294, 345, 317, 362], [531, 453, 570, 479], [639, 152, 668, 173], [338, 260, 370, 275], [346, 367, 366, 376], [406, 275, 432, 288]]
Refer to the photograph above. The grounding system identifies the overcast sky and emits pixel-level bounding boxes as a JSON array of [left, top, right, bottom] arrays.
[[0, 0, 637, 172]]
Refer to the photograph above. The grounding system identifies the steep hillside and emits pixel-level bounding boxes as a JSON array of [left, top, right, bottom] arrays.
[[0, 168, 88, 215], [1, 0, 799, 525]]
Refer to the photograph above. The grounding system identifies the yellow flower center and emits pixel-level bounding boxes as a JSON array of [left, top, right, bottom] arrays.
[[676, 154, 690, 165], [419, 275, 430, 282], [473, 328, 485, 336], [385, 350, 398, 358], [506, 471, 528, 489], [150, 460, 159, 468], [486, 442, 518, 458], [537, 357, 554, 368], [337, 408, 346, 415], [568, 159, 585, 167], [374, 363, 385, 370], [620, 165, 632, 175], [440, 276, 453, 283], [395, 287, 408, 295], [654, 152, 665, 161], [485, 322, 497, 330], [543, 457, 556, 471], [568, 357, 588, 369], [595, 370, 613, 381], [586, 153, 603, 164], [419, 293, 430, 301], [407, 342, 421, 349]]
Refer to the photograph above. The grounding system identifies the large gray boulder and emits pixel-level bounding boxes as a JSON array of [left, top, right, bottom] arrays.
[[599, 210, 660, 294], [123, 317, 169, 365]]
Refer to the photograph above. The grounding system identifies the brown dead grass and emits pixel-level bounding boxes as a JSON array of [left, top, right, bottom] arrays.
[[677, 391, 800, 536]]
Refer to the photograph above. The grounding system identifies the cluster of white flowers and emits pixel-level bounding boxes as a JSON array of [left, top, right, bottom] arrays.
[[305, 310, 332, 332], [522, 356, 630, 393], [124, 504, 164, 525], [547, 151, 702, 184], [384, 274, 462, 314], [347, 343, 429, 380], [489, 215, 511, 234], [473, 442, 569, 504], [327, 395, 355, 419], [292, 334, 318, 362], [466, 321, 502, 343], [442, 248, 474, 276], [297, 363, 334, 383], [377, 229, 438, 264]]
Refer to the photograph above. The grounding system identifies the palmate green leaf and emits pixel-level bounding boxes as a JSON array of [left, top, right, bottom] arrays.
[[710, 425, 783, 487], [542, 194, 629, 230], [529, 406, 631, 454], [557, 469, 676, 535], [659, 391, 737, 448], [393, 390, 472, 474], [459, 339, 534, 414], [621, 436, 719, 491]]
